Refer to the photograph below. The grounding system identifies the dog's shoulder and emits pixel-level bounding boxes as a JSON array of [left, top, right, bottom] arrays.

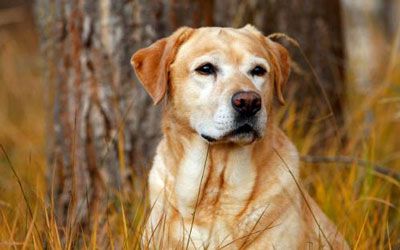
[[301, 192, 350, 249], [269, 126, 299, 169]]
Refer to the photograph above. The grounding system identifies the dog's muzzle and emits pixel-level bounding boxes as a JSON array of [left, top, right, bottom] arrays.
[[201, 91, 263, 143]]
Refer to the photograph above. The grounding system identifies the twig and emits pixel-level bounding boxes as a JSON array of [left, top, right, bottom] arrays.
[[300, 155, 400, 180]]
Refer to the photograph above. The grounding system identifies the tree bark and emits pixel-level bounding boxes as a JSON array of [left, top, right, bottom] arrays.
[[36, 0, 167, 243], [36, 0, 345, 245]]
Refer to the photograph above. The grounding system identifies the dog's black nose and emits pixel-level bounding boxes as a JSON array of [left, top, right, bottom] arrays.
[[231, 91, 262, 116]]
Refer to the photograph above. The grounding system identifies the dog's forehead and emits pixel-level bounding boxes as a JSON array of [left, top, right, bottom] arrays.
[[176, 27, 268, 61]]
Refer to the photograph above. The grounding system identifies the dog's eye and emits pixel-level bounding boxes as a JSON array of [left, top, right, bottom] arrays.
[[250, 66, 267, 77], [195, 63, 216, 75]]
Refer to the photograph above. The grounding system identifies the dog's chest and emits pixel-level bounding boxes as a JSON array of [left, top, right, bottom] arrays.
[[174, 143, 257, 218]]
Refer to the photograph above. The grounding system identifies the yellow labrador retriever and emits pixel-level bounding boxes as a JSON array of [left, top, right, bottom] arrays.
[[131, 25, 349, 249]]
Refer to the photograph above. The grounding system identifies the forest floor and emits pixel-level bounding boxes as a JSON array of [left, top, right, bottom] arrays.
[[1, 9, 400, 250]]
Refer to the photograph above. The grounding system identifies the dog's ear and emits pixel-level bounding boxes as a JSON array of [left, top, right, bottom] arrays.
[[131, 27, 194, 104], [267, 39, 290, 105]]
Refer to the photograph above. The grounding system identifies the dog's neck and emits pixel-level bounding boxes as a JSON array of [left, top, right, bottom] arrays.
[[160, 111, 282, 217]]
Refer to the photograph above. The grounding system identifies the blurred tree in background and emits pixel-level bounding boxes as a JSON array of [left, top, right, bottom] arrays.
[[34, 0, 346, 243]]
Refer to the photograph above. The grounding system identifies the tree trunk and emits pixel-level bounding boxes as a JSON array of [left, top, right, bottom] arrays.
[[36, 0, 165, 243], [36, 0, 345, 245]]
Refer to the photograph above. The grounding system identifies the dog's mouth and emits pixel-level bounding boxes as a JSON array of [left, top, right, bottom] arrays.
[[201, 134, 217, 142], [228, 124, 257, 136], [201, 124, 260, 143]]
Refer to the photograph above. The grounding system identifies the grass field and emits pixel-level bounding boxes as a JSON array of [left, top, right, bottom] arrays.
[[0, 10, 400, 250]]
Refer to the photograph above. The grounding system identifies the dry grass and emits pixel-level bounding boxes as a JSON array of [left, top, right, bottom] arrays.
[[0, 9, 400, 250], [0, 13, 46, 249]]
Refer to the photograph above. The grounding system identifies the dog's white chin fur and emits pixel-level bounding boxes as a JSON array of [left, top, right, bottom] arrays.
[[226, 133, 259, 145], [197, 122, 266, 145]]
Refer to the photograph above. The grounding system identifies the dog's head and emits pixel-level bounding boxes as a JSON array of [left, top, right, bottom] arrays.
[[131, 25, 290, 145]]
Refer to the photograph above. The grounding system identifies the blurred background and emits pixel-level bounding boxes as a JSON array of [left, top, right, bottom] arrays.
[[0, 0, 399, 248]]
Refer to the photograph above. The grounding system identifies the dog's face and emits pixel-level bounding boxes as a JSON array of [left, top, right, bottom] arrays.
[[132, 25, 290, 145]]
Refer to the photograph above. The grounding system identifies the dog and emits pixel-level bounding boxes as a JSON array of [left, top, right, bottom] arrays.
[[131, 25, 349, 249]]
